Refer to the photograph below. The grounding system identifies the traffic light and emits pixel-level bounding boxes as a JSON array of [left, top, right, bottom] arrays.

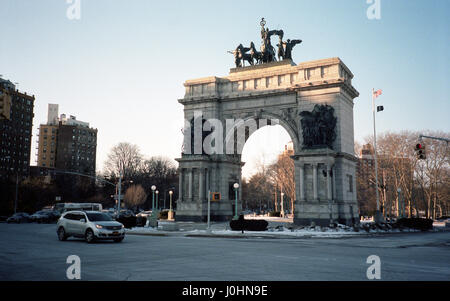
[[211, 192, 221, 201], [415, 143, 426, 160]]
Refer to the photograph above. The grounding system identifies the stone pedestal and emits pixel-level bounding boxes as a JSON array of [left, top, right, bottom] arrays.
[[176, 155, 242, 222], [147, 216, 158, 228], [293, 148, 358, 226]]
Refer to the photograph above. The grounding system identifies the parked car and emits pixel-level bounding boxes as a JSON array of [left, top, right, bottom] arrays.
[[30, 211, 60, 223], [57, 211, 125, 243], [101, 210, 116, 220], [7, 212, 30, 223], [30, 211, 46, 223], [136, 210, 152, 218]]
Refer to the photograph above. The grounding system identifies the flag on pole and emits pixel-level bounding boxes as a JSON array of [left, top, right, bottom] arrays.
[[373, 89, 382, 98]]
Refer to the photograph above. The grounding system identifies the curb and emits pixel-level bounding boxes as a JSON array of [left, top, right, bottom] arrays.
[[125, 228, 449, 239], [126, 232, 168, 237]]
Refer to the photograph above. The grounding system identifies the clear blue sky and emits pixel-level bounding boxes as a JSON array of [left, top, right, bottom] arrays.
[[1, 0, 449, 177]]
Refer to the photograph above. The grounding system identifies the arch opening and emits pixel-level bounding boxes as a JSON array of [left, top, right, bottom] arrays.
[[240, 124, 296, 220]]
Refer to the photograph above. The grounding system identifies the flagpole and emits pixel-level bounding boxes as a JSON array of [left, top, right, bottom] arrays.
[[372, 88, 382, 223]]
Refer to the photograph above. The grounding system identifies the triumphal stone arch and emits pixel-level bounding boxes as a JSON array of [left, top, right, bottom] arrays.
[[176, 57, 360, 226], [175, 19, 359, 225]]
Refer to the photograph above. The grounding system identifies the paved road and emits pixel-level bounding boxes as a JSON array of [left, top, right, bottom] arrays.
[[0, 223, 449, 281]]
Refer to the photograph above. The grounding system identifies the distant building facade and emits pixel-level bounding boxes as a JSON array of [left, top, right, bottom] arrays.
[[37, 124, 58, 168], [356, 143, 413, 217], [37, 104, 97, 176], [356, 144, 376, 215], [281, 141, 294, 157], [0, 79, 35, 180]]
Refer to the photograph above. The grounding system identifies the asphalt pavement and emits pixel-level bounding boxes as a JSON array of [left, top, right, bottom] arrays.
[[0, 223, 449, 281]]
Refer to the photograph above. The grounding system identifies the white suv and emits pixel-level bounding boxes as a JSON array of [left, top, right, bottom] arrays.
[[57, 211, 125, 243]]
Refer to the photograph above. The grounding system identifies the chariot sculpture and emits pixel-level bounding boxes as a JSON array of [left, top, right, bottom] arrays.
[[229, 18, 302, 68]]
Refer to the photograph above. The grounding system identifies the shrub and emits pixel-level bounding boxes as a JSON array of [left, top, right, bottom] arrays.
[[268, 211, 281, 217], [117, 214, 137, 229], [158, 210, 168, 220], [136, 216, 147, 227], [229, 215, 268, 231], [396, 218, 433, 231]]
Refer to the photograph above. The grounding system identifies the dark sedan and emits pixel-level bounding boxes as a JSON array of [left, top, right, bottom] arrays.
[[30, 211, 60, 223], [7, 212, 31, 223]]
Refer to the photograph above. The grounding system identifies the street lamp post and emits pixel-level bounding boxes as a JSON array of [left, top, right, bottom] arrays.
[[280, 192, 285, 218], [168, 190, 174, 220], [149, 185, 158, 227], [164, 187, 175, 210], [151, 185, 156, 211], [233, 183, 239, 220], [155, 190, 159, 210], [117, 173, 123, 215]]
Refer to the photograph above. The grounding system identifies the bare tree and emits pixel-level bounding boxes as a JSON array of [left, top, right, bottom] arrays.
[[141, 156, 177, 180], [138, 156, 178, 209], [268, 149, 295, 215], [124, 184, 147, 209], [357, 130, 449, 219], [103, 142, 143, 180], [414, 131, 450, 219], [354, 140, 363, 157], [242, 172, 274, 211]]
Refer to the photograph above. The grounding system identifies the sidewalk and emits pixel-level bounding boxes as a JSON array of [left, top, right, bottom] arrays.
[[126, 218, 449, 239]]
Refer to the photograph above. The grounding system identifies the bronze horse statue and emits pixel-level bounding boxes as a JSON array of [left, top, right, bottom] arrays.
[[249, 42, 263, 65], [229, 44, 254, 67], [237, 44, 253, 67]]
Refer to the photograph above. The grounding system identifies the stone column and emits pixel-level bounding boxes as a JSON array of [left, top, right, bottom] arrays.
[[312, 163, 318, 201], [332, 165, 336, 200], [299, 163, 305, 201], [327, 164, 333, 201], [205, 169, 209, 196], [199, 168, 205, 201], [188, 169, 193, 200], [178, 168, 183, 202], [239, 172, 242, 202]]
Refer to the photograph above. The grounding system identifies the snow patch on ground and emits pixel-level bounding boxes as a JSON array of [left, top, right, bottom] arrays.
[[184, 226, 369, 237], [126, 225, 367, 237], [125, 220, 441, 237], [126, 227, 160, 233]]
